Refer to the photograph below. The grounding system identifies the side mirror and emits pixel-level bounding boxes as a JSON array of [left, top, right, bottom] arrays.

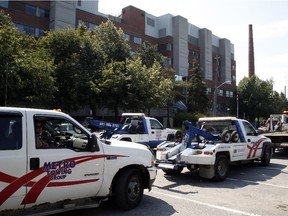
[[90, 133, 100, 152]]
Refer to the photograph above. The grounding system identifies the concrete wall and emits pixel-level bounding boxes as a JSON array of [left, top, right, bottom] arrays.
[[199, 28, 213, 80], [172, 16, 189, 77], [49, 1, 76, 30]]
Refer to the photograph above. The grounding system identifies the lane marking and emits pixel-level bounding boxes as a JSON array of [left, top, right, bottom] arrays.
[[260, 166, 288, 172], [227, 178, 288, 189], [151, 190, 261, 216]]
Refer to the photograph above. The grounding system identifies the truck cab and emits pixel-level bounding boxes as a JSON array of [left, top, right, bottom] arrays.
[[0, 107, 157, 214]]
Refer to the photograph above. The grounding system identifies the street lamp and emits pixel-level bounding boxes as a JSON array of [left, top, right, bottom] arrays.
[[212, 80, 231, 116]]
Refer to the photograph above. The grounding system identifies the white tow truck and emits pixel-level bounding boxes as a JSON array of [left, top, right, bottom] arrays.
[[155, 117, 272, 181], [85, 113, 179, 148], [0, 107, 157, 215], [259, 112, 288, 152]]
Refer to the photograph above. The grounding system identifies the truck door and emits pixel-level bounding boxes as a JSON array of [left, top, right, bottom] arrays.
[[243, 121, 263, 159], [24, 112, 105, 208], [0, 111, 27, 211], [148, 118, 166, 148]]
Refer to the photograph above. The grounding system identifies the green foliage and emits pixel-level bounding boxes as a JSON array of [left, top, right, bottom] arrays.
[[135, 41, 165, 68], [3, 9, 286, 124], [187, 61, 209, 113], [0, 10, 56, 107], [237, 75, 287, 121], [96, 56, 174, 118], [39, 24, 105, 112], [94, 20, 130, 63]]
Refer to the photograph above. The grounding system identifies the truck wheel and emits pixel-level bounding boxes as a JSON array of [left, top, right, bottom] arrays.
[[261, 146, 271, 166], [112, 168, 144, 210], [162, 167, 183, 175], [214, 155, 229, 181]]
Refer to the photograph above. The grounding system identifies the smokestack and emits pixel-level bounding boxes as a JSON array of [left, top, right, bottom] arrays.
[[248, 24, 255, 77]]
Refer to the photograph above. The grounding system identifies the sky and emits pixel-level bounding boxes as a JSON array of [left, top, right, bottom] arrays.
[[98, 0, 288, 94]]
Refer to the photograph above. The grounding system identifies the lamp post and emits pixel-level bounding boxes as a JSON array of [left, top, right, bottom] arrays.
[[213, 80, 231, 116]]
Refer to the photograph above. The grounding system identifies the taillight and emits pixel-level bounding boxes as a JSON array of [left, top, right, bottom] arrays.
[[203, 151, 213, 155]]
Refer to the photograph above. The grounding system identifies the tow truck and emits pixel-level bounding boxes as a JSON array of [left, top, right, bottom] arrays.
[[155, 117, 272, 181], [85, 113, 180, 148], [260, 111, 288, 152], [0, 107, 157, 215]]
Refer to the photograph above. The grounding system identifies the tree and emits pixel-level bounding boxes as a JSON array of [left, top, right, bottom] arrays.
[[99, 57, 173, 118], [135, 41, 165, 68], [187, 61, 209, 113], [94, 20, 130, 64], [39, 24, 105, 112], [237, 75, 286, 121], [125, 58, 173, 114], [0, 10, 56, 107]]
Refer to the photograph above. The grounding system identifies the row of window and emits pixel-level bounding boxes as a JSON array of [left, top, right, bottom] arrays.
[[124, 33, 142, 45], [158, 43, 172, 51], [25, 4, 49, 18], [0, 1, 49, 18], [15, 23, 45, 38], [77, 19, 97, 31], [206, 88, 234, 98]]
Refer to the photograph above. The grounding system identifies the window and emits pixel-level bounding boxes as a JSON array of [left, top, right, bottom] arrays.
[[124, 33, 130, 41], [16, 23, 44, 37], [39, 8, 49, 18], [243, 121, 257, 136], [206, 87, 212, 95], [0, 113, 22, 150], [150, 119, 163, 130], [25, 5, 37, 16], [218, 89, 224, 96], [0, 1, 8, 8], [77, 0, 81, 6], [147, 17, 155, 27], [38, 29, 45, 37], [134, 36, 142, 45], [34, 116, 91, 151], [24, 25, 36, 36], [226, 91, 230, 97], [159, 28, 166, 37]]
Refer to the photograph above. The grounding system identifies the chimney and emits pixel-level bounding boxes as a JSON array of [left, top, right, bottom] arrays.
[[248, 24, 255, 77]]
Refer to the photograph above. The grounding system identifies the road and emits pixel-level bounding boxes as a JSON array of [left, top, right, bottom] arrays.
[[55, 151, 288, 216]]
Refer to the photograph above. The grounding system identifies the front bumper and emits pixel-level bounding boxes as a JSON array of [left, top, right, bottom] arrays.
[[147, 166, 157, 191]]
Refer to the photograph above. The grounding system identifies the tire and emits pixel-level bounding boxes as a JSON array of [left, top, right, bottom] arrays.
[[186, 164, 198, 171], [221, 130, 231, 143], [261, 145, 271, 166], [111, 168, 144, 210], [214, 155, 229, 181], [231, 131, 239, 143], [162, 167, 183, 175]]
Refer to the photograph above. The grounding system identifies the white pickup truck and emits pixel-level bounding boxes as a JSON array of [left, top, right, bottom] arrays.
[[0, 107, 157, 215], [156, 117, 272, 181]]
